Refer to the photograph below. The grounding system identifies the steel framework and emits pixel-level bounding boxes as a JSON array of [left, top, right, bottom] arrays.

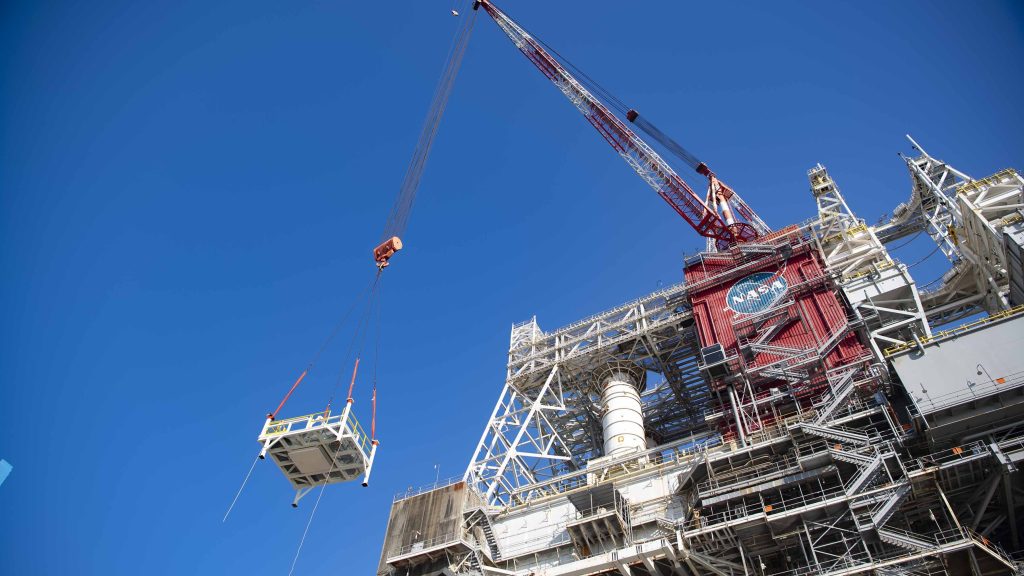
[[379, 144, 1024, 576]]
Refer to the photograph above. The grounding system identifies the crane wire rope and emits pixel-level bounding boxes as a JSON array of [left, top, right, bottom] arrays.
[[381, 7, 477, 242], [230, 7, 478, 566], [288, 479, 330, 576], [518, 22, 629, 115], [269, 274, 377, 420], [325, 270, 382, 410], [287, 277, 383, 574]]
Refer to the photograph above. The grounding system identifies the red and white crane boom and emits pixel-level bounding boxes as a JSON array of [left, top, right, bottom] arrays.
[[474, 0, 764, 246]]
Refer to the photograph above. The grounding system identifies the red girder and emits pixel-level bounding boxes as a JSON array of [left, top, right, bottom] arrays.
[[478, 0, 758, 245]]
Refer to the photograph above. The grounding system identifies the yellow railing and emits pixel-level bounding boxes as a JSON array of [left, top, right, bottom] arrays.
[[821, 223, 870, 246], [347, 411, 372, 455], [263, 411, 331, 436], [840, 258, 894, 283], [884, 304, 1024, 357], [261, 409, 373, 456], [957, 168, 1019, 195]]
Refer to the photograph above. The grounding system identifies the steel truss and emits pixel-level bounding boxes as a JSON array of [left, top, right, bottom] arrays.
[[878, 137, 1024, 327], [808, 163, 933, 360], [380, 143, 1024, 576], [464, 283, 710, 507]]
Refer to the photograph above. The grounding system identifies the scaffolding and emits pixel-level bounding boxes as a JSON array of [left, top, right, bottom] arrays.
[[377, 148, 1024, 576]]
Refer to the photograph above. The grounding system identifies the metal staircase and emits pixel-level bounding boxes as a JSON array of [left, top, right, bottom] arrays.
[[793, 422, 871, 445], [828, 446, 875, 467], [871, 482, 911, 527], [813, 368, 860, 424], [877, 527, 937, 552], [845, 453, 884, 495], [479, 514, 501, 561]]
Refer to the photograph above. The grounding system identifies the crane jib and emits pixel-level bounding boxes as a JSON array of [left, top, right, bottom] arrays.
[[476, 0, 762, 245]]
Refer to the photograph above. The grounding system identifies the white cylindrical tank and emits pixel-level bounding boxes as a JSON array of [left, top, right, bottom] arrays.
[[597, 362, 646, 458]]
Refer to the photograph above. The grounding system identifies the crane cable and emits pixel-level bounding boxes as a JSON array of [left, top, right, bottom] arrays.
[[325, 270, 382, 411], [231, 3, 474, 564], [222, 275, 378, 523], [287, 276, 384, 574], [381, 4, 477, 242], [267, 274, 378, 421]]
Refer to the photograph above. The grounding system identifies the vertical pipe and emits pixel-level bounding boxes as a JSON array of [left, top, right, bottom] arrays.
[[598, 363, 646, 458], [362, 441, 379, 487], [728, 385, 747, 446], [259, 416, 273, 459]]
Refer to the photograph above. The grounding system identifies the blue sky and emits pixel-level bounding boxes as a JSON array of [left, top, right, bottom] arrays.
[[2, 0, 1022, 574]]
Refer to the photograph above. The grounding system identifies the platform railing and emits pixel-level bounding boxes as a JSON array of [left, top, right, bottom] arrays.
[[697, 439, 830, 495], [904, 440, 988, 473], [905, 370, 1024, 415], [393, 475, 465, 503], [506, 283, 694, 381], [259, 408, 372, 456], [386, 531, 467, 559], [884, 303, 1024, 357]]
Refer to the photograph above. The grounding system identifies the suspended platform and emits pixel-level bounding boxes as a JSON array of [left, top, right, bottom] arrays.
[[258, 406, 378, 506]]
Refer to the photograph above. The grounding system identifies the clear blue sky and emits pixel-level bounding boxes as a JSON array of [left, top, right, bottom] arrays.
[[2, 1, 1022, 574]]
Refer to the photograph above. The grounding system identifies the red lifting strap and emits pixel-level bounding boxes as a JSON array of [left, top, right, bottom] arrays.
[[347, 358, 361, 403], [270, 369, 308, 420], [371, 386, 377, 440]]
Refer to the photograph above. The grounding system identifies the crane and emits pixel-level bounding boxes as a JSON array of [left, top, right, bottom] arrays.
[[473, 0, 769, 248]]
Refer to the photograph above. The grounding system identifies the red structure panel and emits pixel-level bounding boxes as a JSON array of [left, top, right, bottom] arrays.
[[684, 246, 868, 389]]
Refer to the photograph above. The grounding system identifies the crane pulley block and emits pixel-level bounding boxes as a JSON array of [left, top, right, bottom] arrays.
[[373, 236, 403, 269]]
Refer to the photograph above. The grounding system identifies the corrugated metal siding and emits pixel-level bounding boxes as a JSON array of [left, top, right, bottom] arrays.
[[684, 247, 869, 395]]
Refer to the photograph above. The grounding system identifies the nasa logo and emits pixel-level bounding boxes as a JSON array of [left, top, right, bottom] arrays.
[[726, 271, 788, 314]]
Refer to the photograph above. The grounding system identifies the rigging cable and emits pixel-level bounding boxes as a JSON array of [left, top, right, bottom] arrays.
[[887, 230, 925, 253], [268, 275, 377, 420], [370, 271, 384, 444], [223, 276, 377, 522], [222, 453, 260, 523], [286, 276, 381, 574], [325, 270, 382, 410], [234, 3, 477, 561], [381, 8, 477, 242], [907, 242, 943, 269], [287, 480, 329, 576]]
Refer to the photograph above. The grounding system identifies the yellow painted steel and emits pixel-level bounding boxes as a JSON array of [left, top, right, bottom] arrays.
[[884, 304, 1024, 357]]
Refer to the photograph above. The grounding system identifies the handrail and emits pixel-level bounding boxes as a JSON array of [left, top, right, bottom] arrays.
[[393, 475, 465, 502], [885, 304, 1024, 357], [260, 408, 372, 456], [387, 532, 466, 559], [906, 370, 1024, 415]]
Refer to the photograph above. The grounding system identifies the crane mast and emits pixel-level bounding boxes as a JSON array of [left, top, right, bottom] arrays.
[[474, 0, 764, 246]]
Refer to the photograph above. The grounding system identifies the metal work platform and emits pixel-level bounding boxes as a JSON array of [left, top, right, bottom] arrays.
[[377, 143, 1024, 576], [258, 407, 376, 505]]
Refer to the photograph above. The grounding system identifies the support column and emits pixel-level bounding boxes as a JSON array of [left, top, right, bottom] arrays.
[[596, 362, 647, 458]]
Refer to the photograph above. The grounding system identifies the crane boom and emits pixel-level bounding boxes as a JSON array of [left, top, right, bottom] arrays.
[[475, 0, 759, 245]]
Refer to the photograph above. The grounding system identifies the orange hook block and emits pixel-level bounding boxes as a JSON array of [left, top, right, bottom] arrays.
[[373, 236, 403, 269]]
